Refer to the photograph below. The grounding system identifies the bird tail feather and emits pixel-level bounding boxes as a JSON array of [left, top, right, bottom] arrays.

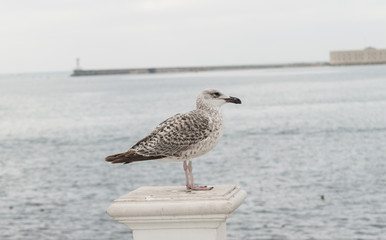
[[105, 150, 164, 164]]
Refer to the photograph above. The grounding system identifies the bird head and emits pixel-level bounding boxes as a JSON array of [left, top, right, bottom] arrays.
[[197, 89, 242, 108]]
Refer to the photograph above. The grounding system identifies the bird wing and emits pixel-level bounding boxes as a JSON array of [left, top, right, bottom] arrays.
[[131, 110, 213, 157]]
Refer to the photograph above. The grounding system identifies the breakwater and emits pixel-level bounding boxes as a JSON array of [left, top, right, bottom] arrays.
[[71, 62, 330, 77]]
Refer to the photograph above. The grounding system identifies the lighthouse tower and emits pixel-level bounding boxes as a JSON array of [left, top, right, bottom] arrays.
[[75, 58, 82, 70]]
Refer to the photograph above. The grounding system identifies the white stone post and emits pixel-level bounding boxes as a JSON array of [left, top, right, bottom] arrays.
[[107, 185, 247, 240]]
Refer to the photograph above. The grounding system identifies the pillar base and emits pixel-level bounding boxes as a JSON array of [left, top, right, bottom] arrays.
[[107, 185, 247, 240]]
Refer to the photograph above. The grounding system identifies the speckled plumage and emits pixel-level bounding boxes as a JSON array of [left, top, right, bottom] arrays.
[[105, 89, 241, 190], [132, 106, 223, 162]]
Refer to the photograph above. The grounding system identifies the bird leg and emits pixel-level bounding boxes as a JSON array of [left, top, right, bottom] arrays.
[[187, 161, 213, 191], [183, 161, 191, 189]]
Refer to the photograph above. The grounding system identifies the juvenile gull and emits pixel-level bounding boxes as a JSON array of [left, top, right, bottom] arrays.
[[105, 89, 241, 191]]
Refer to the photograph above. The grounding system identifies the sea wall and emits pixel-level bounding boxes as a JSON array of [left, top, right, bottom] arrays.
[[71, 62, 330, 77]]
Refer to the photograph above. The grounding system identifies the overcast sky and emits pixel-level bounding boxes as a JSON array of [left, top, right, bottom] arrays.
[[1, 0, 386, 74]]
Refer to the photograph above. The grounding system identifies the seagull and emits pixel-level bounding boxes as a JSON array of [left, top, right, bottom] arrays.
[[105, 89, 241, 191]]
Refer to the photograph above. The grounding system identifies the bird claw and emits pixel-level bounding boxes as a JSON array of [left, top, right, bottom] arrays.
[[186, 185, 213, 191]]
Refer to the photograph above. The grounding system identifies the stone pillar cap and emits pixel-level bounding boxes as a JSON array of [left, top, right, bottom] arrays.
[[107, 185, 247, 218]]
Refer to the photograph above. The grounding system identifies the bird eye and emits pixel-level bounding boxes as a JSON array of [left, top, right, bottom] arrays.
[[212, 92, 220, 97]]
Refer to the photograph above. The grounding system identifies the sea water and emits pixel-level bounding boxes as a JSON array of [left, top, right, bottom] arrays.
[[1, 65, 386, 239]]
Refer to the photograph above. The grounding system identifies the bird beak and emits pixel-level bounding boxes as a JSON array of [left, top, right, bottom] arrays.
[[224, 96, 242, 104]]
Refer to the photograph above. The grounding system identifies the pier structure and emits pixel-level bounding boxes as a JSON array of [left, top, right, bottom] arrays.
[[71, 47, 386, 77], [71, 62, 329, 77], [107, 185, 247, 240]]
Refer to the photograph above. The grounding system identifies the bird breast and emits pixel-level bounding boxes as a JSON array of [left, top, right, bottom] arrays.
[[179, 110, 224, 159]]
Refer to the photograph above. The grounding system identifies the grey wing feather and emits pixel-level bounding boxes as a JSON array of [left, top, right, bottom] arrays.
[[131, 110, 213, 157]]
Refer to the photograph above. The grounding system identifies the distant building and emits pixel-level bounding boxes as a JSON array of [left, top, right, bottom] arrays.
[[330, 47, 386, 65]]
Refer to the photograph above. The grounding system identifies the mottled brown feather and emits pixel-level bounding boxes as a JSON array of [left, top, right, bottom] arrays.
[[105, 150, 165, 164], [129, 110, 212, 157]]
